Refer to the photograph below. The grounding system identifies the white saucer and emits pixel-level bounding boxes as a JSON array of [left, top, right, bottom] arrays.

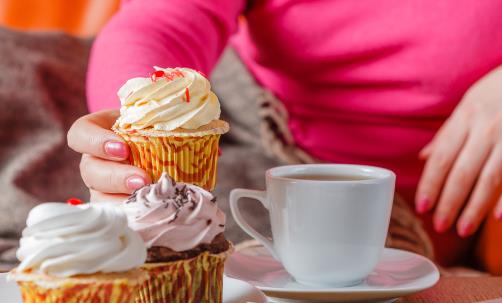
[[0, 273, 267, 303], [225, 246, 439, 303], [223, 275, 268, 303]]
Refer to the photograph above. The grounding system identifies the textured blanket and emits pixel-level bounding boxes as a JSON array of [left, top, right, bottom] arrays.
[[0, 27, 90, 270]]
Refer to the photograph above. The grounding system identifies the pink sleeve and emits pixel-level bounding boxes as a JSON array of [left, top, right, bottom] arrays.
[[86, 0, 245, 112]]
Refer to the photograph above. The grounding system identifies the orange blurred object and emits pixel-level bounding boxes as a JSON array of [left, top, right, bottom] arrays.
[[0, 0, 119, 37], [476, 214, 502, 275]]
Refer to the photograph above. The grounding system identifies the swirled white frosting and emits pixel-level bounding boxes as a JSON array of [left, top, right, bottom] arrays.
[[121, 173, 225, 251], [116, 67, 221, 131], [16, 203, 147, 277]]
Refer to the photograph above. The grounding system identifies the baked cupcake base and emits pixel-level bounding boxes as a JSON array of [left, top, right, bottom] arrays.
[[10, 269, 147, 303], [136, 244, 232, 303], [114, 120, 229, 191]]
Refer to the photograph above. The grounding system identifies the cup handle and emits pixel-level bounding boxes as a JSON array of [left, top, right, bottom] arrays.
[[229, 188, 278, 259]]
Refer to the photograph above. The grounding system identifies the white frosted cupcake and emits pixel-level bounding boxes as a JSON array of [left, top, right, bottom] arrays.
[[9, 202, 148, 303], [112, 67, 229, 191]]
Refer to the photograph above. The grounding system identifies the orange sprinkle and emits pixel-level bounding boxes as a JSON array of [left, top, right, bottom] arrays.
[[185, 88, 190, 103]]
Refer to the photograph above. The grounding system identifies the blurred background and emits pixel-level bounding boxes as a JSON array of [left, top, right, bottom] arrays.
[[0, 0, 119, 36], [2, 0, 495, 277]]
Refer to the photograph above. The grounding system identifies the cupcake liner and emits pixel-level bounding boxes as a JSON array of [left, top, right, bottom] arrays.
[[11, 270, 146, 303], [136, 249, 231, 303], [118, 134, 221, 191]]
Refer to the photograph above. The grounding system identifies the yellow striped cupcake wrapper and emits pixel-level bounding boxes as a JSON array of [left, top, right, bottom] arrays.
[[119, 134, 221, 192], [136, 249, 231, 303], [14, 274, 145, 303]]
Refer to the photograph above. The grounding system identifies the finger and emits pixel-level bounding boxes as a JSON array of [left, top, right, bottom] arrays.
[[457, 145, 502, 237], [90, 189, 130, 203], [68, 109, 129, 161], [415, 118, 468, 214], [419, 140, 435, 159], [80, 154, 150, 194], [433, 134, 492, 233], [494, 194, 502, 220]]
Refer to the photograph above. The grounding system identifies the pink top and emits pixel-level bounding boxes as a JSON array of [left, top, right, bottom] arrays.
[[87, 0, 502, 197]]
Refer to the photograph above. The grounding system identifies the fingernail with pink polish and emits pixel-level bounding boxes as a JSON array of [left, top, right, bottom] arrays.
[[126, 176, 146, 191], [495, 211, 502, 221], [434, 216, 449, 233], [416, 197, 430, 214], [104, 141, 128, 159], [458, 221, 474, 238]]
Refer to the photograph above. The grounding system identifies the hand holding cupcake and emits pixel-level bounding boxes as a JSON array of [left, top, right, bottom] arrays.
[[113, 67, 229, 191]]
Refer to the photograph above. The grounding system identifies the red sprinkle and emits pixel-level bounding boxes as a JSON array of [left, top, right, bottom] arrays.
[[150, 69, 185, 82], [150, 70, 165, 82], [164, 73, 175, 81], [218, 147, 222, 156], [165, 70, 184, 81], [185, 88, 190, 103], [66, 198, 83, 206], [172, 69, 185, 78]]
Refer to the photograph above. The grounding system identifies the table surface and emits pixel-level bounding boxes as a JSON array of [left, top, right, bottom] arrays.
[[1, 269, 500, 302], [399, 277, 502, 303], [3, 240, 501, 303]]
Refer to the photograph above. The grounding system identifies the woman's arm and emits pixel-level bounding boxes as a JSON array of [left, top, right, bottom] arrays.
[[70, 0, 244, 202], [86, 0, 245, 111]]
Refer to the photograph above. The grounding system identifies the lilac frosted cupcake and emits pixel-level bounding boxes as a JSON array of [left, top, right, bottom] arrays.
[[121, 173, 231, 303]]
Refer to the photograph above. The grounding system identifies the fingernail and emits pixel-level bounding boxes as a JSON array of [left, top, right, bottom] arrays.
[[126, 176, 146, 191], [104, 141, 128, 159], [434, 216, 449, 233], [495, 211, 502, 220], [416, 197, 430, 214], [458, 221, 474, 238]]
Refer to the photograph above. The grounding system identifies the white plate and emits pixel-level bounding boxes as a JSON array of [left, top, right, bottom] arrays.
[[223, 276, 268, 303], [225, 246, 439, 303], [0, 273, 267, 303]]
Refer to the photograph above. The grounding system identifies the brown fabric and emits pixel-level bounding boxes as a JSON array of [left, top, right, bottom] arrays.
[[211, 49, 280, 244], [0, 27, 90, 270], [387, 195, 435, 259]]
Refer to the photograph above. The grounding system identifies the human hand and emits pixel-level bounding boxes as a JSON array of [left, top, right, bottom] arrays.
[[416, 66, 502, 237], [67, 109, 150, 203]]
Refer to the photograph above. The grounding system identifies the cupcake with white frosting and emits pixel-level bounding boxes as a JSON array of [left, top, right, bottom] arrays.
[[9, 202, 148, 303], [121, 173, 231, 303], [112, 67, 229, 191]]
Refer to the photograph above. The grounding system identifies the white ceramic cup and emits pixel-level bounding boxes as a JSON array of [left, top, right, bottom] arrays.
[[229, 164, 395, 287]]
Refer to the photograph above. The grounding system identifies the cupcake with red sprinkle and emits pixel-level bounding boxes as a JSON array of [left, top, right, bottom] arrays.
[[112, 67, 229, 191]]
